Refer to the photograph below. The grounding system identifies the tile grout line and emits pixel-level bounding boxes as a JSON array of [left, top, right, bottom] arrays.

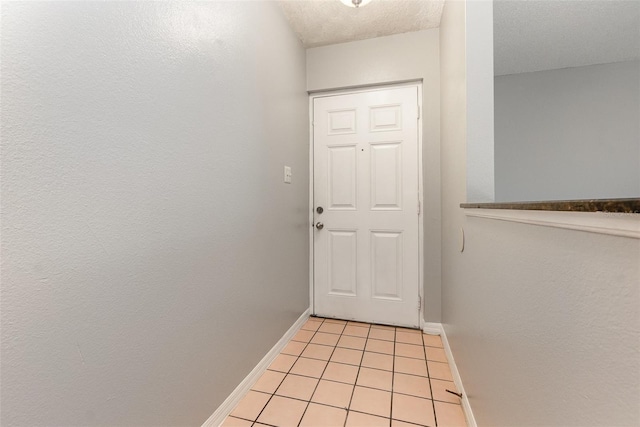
[[296, 319, 352, 427], [389, 326, 397, 427], [236, 319, 443, 427], [247, 384, 457, 414], [422, 332, 438, 427], [255, 374, 445, 403], [343, 322, 372, 427], [250, 317, 325, 426]]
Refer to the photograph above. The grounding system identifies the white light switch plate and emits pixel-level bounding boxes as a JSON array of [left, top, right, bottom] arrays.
[[284, 166, 292, 184]]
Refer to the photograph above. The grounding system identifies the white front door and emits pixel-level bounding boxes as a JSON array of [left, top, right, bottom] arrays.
[[313, 85, 420, 328]]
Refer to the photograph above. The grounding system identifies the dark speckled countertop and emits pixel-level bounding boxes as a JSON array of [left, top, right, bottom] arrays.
[[460, 198, 640, 213]]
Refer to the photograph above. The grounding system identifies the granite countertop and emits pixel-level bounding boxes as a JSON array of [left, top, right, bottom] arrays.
[[460, 198, 640, 213]]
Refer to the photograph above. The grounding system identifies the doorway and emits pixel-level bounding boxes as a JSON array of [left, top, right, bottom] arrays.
[[311, 84, 422, 328]]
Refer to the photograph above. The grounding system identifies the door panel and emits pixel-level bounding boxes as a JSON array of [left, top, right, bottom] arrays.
[[370, 142, 402, 210], [371, 231, 403, 300], [328, 230, 358, 296], [328, 145, 358, 209], [313, 86, 420, 328]]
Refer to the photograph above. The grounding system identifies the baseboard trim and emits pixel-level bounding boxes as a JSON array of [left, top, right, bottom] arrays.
[[422, 322, 443, 335], [201, 308, 311, 427], [423, 322, 477, 427]]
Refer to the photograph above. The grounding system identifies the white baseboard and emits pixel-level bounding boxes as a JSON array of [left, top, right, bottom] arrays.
[[423, 322, 477, 427], [422, 322, 443, 335], [201, 309, 311, 427]]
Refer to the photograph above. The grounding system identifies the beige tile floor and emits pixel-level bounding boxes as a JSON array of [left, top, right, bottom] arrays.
[[222, 317, 467, 427]]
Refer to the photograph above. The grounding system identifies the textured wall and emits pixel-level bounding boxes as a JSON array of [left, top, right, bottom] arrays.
[[0, 2, 309, 426], [495, 60, 640, 201], [440, 1, 640, 425], [306, 30, 443, 322]]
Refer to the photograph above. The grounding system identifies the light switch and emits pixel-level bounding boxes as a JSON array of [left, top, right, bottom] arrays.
[[284, 166, 292, 184]]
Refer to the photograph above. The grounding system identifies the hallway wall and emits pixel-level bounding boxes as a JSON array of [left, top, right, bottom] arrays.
[[0, 2, 309, 425], [440, 1, 640, 425], [306, 30, 443, 322], [495, 59, 640, 201]]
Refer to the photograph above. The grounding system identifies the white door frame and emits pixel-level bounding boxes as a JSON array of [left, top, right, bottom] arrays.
[[308, 81, 425, 329]]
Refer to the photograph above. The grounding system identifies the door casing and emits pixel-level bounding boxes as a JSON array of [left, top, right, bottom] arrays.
[[308, 81, 424, 329]]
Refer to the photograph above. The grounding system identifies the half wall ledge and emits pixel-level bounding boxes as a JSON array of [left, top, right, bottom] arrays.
[[460, 198, 640, 213]]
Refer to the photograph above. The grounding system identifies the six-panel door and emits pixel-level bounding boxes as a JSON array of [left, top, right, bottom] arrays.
[[313, 86, 420, 328]]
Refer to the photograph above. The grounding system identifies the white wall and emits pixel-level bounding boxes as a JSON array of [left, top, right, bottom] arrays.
[[495, 60, 640, 201], [307, 30, 443, 322], [465, 0, 495, 203], [0, 2, 309, 426], [440, 1, 640, 425]]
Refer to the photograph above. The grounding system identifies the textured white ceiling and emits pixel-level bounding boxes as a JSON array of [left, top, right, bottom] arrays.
[[494, 0, 640, 76], [278, 0, 444, 48]]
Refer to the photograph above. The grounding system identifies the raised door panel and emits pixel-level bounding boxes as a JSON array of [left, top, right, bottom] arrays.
[[370, 231, 403, 301], [328, 230, 357, 296], [370, 142, 402, 210], [369, 104, 402, 132], [328, 109, 357, 135], [328, 145, 357, 210]]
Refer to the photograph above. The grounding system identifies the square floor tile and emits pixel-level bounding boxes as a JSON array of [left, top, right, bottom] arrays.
[[256, 395, 307, 426], [393, 372, 431, 399], [395, 342, 426, 360], [311, 332, 340, 347], [434, 400, 467, 426], [349, 386, 391, 418], [290, 357, 328, 378], [338, 335, 367, 350], [275, 374, 319, 401], [343, 325, 370, 338], [282, 340, 307, 356], [322, 362, 359, 384], [431, 378, 461, 404], [302, 319, 323, 332], [396, 327, 422, 335], [311, 379, 354, 408], [423, 334, 443, 348], [252, 370, 285, 394], [324, 318, 348, 325], [395, 330, 423, 345], [365, 339, 395, 355], [368, 328, 395, 341], [425, 346, 448, 363], [347, 321, 371, 328], [394, 356, 428, 377], [301, 343, 334, 361], [361, 352, 393, 371], [427, 360, 453, 381], [300, 403, 348, 427], [268, 354, 297, 373], [318, 322, 345, 335], [330, 347, 363, 366], [221, 416, 253, 427], [229, 390, 270, 421], [370, 324, 395, 331], [356, 367, 392, 391], [392, 419, 425, 427], [292, 329, 315, 343], [345, 411, 390, 427], [392, 393, 435, 426]]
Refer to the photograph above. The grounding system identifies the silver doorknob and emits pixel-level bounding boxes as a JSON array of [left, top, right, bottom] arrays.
[[315, 222, 324, 230]]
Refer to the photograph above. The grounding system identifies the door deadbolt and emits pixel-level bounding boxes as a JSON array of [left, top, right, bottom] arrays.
[[316, 206, 324, 214], [315, 222, 324, 230]]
